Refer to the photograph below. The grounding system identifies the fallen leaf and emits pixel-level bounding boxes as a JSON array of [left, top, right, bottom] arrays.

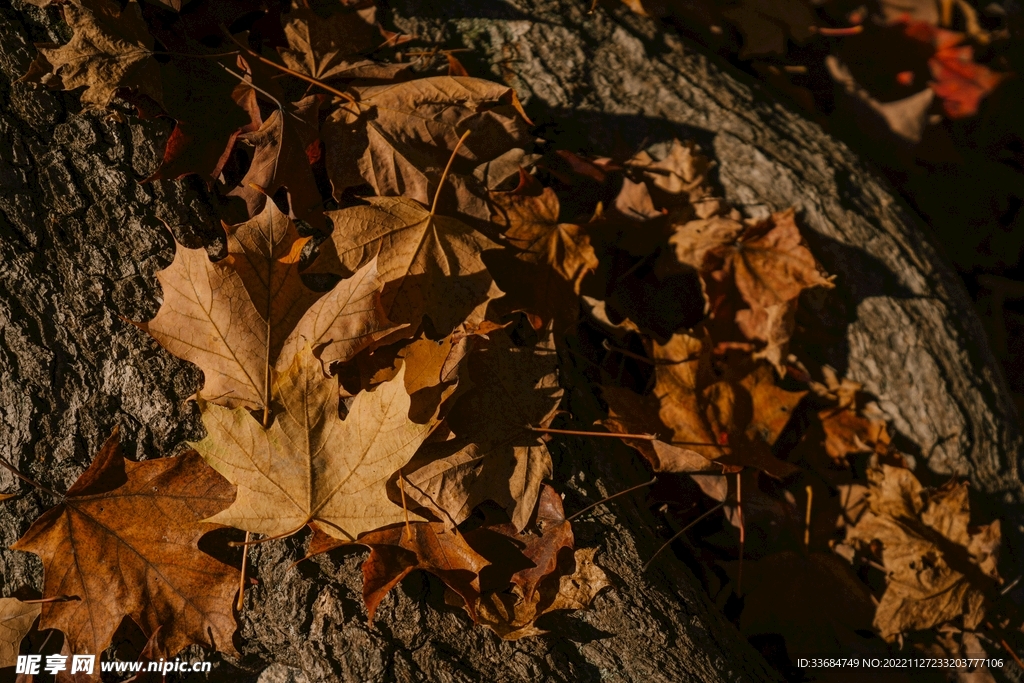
[[195, 345, 437, 541], [469, 547, 610, 639], [0, 599, 39, 668], [316, 196, 504, 336], [278, 4, 378, 81], [490, 171, 599, 293], [903, 20, 1010, 118], [31, 0, 161, 108], [11, 429, 237, 665], [227, 97, 324, 228], [139, 202, 390, 410], [324, 76, 533, 204], [403, 327, 562, 530], [845, 465, 1002, 640], [704, 209, 833, 372], [359, 522, 489, 622]]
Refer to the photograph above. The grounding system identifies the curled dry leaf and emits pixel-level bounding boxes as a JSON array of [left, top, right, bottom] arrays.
[[324, 76, 533, 204], [138, 201, 392, 410], [0, 598, 39, 668], [403, 327, 562, 531], [466, 547, 610, 640], [627, 139, 722, 217], [11, 429, 237, 669], [195, 345, 438, 541], [228, 97, 324, 228], [845, 465, 1002, 640], [25, 0, 161, 108], [317, 196, 504, 337], [358, 522, 489, 622]]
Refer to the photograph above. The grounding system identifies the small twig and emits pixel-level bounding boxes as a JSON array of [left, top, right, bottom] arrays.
[[669, 440, 729, 449], [399, 474, 412, 542], [229, 523, 306, 546], [21, 595, 77, 604], [1001, 638, 1024, 671], [1001, 575, 1022, 596], [528, 426, 657, 440], [236, 531, 250, 612], [430, 129, 471, 215], [813, 25, 864, 36], [567, 477, 657, 522], [601, 339, 700, 366], [803, 485, 813, 551], [643, 502, 725, 571], [0, 455, 58, 497], [736, 471, 745, 597], [222, 30, 357, 105]]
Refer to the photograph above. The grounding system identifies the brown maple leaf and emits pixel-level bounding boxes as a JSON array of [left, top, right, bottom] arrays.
[[138, 201, 392, 410], [24, 0, 161, 108], [0, 599, 39, 668], [195, 345, 438, 541], [461, 547, 610, 640], [845, 465, 1002, 640], [323, 76, 533, 204], [278, 4, 379, 81], [490, 170, 599, 291], [11, 429, 238, 666], [357, 523, 490, 622], [402, 327, 562, 530], [703, 208, 833, 371], [602, 332, 802, 479], [228, 96, 325, 228], [314, 196, 504, 337]]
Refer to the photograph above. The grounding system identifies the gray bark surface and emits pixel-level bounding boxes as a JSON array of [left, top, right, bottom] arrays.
[[0, 0, 1019, 681]]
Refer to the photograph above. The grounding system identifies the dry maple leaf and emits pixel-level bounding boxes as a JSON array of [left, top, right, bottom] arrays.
[[403, 327, 562, 530], [316, 196, 504, 337], [278, 4, 379, 81], [357, 522, 490, 622], [703, 208, 833, 372], [464, 547, 610, 640], [627, 139, 723, 217], [845, 465, 1001, 640], [903, 20, 1010, 119], [490, 171, 600, 292], [11, 429, 237, 667], [195, 345, 437, 541], [139, 201, 392, 410], [0, 599, 39, 668], [603, 333, 802, 479], [323, 76, 533, 203], [228, 97, 324, 228], [26, 0, 161, 108]]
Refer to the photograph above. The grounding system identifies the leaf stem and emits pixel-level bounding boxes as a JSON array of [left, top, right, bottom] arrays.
[[804, 485, 813, 551], [528, 426, 657, 440], [643, 502, 725, 571], [222, 31, 357, 105], [430, 129, 471, 215], [21, 595, 77, 604], [236, 531, 250, 611], [567, 477, 657, 522], [736, 471, 745, 597], [399, 474, 412, 542], [0, 455, 58, 497]]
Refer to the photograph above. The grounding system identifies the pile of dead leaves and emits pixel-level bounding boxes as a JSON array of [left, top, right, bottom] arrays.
[[0, 0, 1015, 679]]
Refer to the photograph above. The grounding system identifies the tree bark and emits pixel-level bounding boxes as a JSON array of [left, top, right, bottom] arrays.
[[0, 0, 1020, 682]]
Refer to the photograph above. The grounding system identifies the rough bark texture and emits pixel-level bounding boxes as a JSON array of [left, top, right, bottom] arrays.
[[0, 0, 1021, 681]]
